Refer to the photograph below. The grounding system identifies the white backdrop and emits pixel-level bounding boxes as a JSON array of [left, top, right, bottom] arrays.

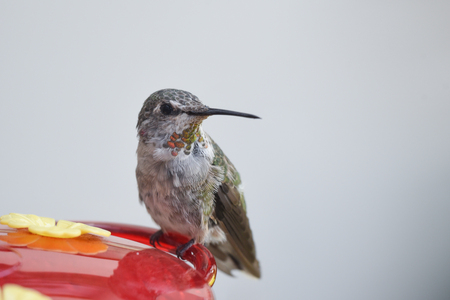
[[1, 1, 450, 299]]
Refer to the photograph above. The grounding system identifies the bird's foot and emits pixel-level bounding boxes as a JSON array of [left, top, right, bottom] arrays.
[[176, 238, 195, 259], [149, 230, 164, 248]]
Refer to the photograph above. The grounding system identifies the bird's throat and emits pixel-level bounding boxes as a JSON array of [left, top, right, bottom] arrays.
[[163, 122, 207, 157]]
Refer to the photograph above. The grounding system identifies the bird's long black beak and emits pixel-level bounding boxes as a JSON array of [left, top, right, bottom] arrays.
[[188, 107, 260, 119]]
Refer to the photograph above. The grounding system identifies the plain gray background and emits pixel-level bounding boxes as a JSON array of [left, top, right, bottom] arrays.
[[1, 1, 450, 299]]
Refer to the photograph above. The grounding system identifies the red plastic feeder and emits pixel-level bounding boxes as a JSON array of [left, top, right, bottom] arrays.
[[0, 220, 216, 300]]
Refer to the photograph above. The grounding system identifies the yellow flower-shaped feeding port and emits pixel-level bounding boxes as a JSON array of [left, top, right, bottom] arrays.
[[0, 213, 110, 238], [0, 283, 51, 300], [0, 213, 110, 255]]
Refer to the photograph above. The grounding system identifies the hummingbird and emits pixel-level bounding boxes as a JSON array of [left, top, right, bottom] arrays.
[[136, 89, 261, 278]]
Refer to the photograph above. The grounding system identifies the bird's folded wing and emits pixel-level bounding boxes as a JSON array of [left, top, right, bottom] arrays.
[[208, 182, 261, 278]]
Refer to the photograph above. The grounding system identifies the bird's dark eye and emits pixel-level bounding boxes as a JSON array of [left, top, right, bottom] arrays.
[[160, 103, 173, 115]]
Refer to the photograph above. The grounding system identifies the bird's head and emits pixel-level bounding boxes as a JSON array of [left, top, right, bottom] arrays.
[[137, 89, 259, 158]]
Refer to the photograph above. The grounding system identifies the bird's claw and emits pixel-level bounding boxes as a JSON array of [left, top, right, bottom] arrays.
[[149, 230, 164, 248], [176, 238, 195, 259]]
